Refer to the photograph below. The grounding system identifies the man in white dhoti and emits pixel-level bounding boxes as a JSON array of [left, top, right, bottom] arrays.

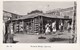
[[59, 21, 63, 32], [45, 23, 51, 35], [52, 21, 56, 34], [67, 23, 71, 32]]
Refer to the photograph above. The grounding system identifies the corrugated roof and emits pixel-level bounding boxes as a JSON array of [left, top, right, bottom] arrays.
[[17, 13, 62, 19], [12, 13, 71, 20]]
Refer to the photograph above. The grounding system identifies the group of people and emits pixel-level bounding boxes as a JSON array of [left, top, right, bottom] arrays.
[[45, 20, 72, 35], [45, 21, 56, 35]]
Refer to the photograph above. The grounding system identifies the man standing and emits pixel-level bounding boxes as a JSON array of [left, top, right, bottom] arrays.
[[45, 23, 51, 35], [59, 20, 63, 32], [7, 23, 14, 43], [52, 21, 56, 34]]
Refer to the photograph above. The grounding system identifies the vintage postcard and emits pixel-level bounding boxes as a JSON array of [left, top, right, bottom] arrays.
[[3, 1, 77, 43], [0, 0, 80, 50]]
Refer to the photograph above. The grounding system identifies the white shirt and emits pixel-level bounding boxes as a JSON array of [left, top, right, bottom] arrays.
[[52, 22, 56, 28]]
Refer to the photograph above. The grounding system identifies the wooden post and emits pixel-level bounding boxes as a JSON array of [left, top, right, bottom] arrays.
[[41, 16, 43, 34], [70, 2, 76, 43], [22, 20, 24, 33]]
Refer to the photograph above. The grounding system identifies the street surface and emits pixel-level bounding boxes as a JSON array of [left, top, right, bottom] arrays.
[[14, 31, 73, 43]]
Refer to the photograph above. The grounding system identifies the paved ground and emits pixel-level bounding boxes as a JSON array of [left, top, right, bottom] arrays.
[[13, 31, 73, 43]]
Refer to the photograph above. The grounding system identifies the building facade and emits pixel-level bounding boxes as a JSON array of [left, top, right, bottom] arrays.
[[3, 7, 74, 35]]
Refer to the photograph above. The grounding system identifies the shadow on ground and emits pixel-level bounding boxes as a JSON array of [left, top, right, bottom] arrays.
[[49, 38, 69, 42], [12, 41, 19, 43]]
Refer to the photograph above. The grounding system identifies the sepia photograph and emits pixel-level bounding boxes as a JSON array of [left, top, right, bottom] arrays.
[[3, 1, 77, 43]]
